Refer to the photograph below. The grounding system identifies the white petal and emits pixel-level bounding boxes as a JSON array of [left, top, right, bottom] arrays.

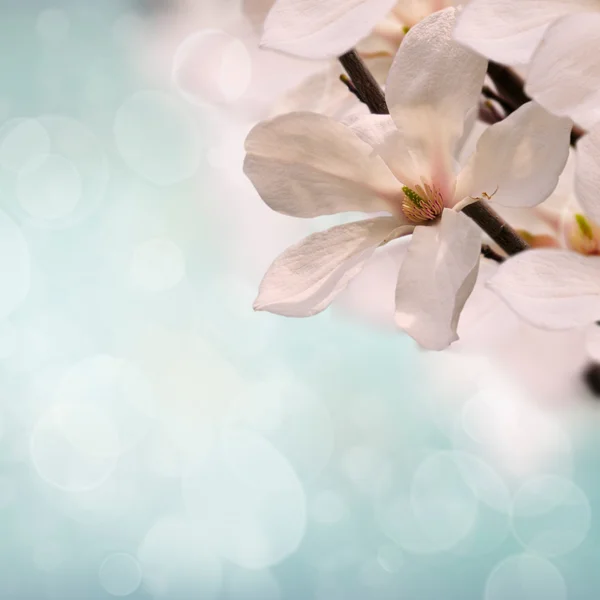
[[261, 0, 397, 59], [255, 217, 412, 317], [395, 208, 482, 350], [244, 112, 401, 218], [344, 113, 397, 148], [575, 125, 600, 225], [456, 102, 571, 208], [270, 63, 358, 119], [527, 13, 600, 130], [488, 249, 600, 329], [385, 8, 487, 190], [454, 0, 595, 65]]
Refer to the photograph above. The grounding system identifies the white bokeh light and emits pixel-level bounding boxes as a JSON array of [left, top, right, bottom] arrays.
[[485, 555, 567, 600], [0, 209, 30, 320], [17, 153, 82, 220], [56, 355, 156, 454], [137, 516, 222, 599], [0, 118, 51, 172], [173, 29, 252, 106], [182, 429, 307, 569], [409, 452, 480, 552], [376, 451, 507, 555], [99, 553, 143, 597], [234, 378, 334, 480], [30, 402, 120, 492], [114, 91, 203, 186], [511, 475, 591, 557], [130, 238, 186, 292]]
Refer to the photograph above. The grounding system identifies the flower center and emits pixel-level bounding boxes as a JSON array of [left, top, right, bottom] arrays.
[[401, 183, 444, 224]]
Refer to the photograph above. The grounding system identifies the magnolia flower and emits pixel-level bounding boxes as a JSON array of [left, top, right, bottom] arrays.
[[454, 0, 600, 129], [244, 8, 571, 350], [262, 0, 455, 59], [489, 124, 600, 357]]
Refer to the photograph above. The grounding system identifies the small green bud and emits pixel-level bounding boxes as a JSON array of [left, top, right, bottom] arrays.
[[576, 213, 594, 240]]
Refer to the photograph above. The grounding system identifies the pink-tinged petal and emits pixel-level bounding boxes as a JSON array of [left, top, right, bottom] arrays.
[[261, 0, 397, 59], [527, 13, 600, 130], [488, 249, 600, 329], [244, 112, 402, 218], [255, 217, 413, 316], [455, 102, 571, 209], [454, 0, 595, 65], [395, 208, 482, 350], [385, 8, 487, 194], [575, 125, 600, 226]]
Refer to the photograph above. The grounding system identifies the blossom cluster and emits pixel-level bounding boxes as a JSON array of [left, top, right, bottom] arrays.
[[242, 0, 600, 353]]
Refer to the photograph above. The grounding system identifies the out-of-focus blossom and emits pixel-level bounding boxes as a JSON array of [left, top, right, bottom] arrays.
[[454, 0, 600, 129], [244, 8, 571, 350], [262, 0, 455, 59], [489, 124, 600, 357]]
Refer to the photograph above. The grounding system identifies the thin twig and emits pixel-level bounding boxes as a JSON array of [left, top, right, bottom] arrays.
[[479, 100, 503, 125], [481, 85, 513, 115], [486, 61, 529, 113], [481, 244, 506, 263], [337, 50, 530, 257], [338, 50, 388, 115], [339, 74, 366, 105]]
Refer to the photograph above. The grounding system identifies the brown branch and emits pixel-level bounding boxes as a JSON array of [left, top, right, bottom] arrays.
[[338, 50, 388, 115], [486, 61, 529, 113], [462, 201, 529, 255], [337, 50, 530, 257]]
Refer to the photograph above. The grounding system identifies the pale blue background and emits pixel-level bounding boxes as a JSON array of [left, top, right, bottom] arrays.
[[1, 1, 600, 599]]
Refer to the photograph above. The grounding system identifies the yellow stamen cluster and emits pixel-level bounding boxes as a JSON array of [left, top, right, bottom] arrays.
[[401, 184, 444, 223]]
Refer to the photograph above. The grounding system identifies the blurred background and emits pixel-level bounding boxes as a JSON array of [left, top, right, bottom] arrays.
[[2, 0, 600, 598]]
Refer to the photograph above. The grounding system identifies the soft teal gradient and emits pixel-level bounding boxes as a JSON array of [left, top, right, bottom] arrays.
[[1, 1, 600, 599]]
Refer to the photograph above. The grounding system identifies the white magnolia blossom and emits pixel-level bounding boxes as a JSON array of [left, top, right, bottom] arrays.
[[244, 8, 571, 350], [262, 0, 455, 59], [489, 124, 600, 357], [454, 0, 600, 129]]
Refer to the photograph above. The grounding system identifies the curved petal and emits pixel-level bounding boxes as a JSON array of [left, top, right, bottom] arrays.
[[344, 113, 396, 146], [394, 208, 482, 350], [255, 217, 413, 316], [575, 125, 600, 226], [455, 102, 571, 208], [488, 249, 600, 329], [244, 112, 401, 218], [454, 0, 595, 65], [526, 13, 600, 130], [261, 0, 397, 59], [385, 8, 487, 191]]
